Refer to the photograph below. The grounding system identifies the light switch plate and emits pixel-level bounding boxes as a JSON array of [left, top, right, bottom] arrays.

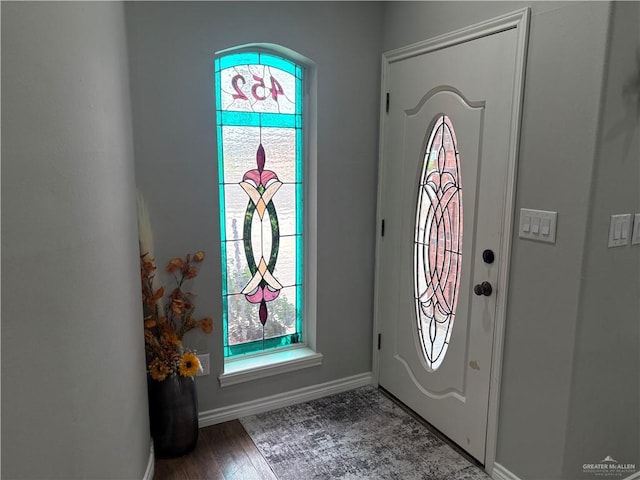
[[196, 353, 210, 376], [608, 214, 632, 247], [519, 208, 557, 244], [632, 214, 640, 246]]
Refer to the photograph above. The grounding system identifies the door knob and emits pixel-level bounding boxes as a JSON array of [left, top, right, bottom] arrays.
[[482, 249, 495, 264], [474, 281, 493, 296]]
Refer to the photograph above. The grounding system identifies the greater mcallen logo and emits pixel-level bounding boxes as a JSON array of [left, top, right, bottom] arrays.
[[583, 456, 637, 477]]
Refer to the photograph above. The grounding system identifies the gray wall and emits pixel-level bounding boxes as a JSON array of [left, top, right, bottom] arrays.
[[3, 2, 636, 479], [496, 4, 609, 478], [125, 2, 384, 411], [383, 2, 629, 479], [1, 2, 150, 479], [564, 2, 640, 477]]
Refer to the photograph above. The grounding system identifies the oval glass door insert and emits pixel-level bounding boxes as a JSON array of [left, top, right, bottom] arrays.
[[414, 114, 463, 371]]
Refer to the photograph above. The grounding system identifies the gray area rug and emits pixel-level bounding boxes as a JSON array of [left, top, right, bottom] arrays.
[[240, 386, 490, 480]]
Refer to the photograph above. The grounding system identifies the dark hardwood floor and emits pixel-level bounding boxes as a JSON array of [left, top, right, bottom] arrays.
[[153, 420, 277, 480]]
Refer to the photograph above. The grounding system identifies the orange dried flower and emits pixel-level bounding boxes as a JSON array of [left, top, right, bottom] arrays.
[[170, 298, 185, 315], [166, 257, 185, 273], [145, 286, 164, 308], [154, 286, 164, 300], [185, 266, 198, 279], [199, 317, 213, 334], [162, 328, 180, 346], [193, 251, 205, 262], [149, 359, 170, 381], [144, 319, 157, 328], [142, 258, 156, 273]]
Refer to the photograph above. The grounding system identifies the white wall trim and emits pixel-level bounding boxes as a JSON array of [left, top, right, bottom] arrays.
[[199, 372, 373, 427], [492, 463, 522, 480], [484, 7, 531, 476], [371, 50, 389, 388], [383, 8, 529, 63], [142, 443, 154, 480], [373, 7, 531, 475]]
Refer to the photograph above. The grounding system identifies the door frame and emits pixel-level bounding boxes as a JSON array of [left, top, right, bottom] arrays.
[[372, 8, 530, 475]]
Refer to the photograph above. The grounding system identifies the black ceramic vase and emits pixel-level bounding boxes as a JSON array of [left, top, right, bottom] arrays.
[[147, 374, 199, 458]]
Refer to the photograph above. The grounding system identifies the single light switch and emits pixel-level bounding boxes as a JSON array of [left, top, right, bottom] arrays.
[[532, 217, 540, 233], [541, 218, 551, 235], [519, 208, 558, 244], [609, 214, 631, 247]]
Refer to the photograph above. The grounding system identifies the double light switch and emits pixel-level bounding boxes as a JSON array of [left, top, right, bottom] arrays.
[[609, 213, 640, 247], [609, 214, 631, 247]]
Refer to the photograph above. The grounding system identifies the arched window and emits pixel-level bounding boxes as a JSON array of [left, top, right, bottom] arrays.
[[215, 50, 304, 358]]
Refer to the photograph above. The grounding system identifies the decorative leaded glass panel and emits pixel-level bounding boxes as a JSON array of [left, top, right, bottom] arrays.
[[414, 115, 463, 371], [215, 52, 303, 357]]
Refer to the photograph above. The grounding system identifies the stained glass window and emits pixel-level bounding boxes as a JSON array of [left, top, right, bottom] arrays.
[[215, 51, 303, 358], [414, 115, 463, 371]]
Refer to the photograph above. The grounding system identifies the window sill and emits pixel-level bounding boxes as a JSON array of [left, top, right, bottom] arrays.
[[219, 347, 323, 387]]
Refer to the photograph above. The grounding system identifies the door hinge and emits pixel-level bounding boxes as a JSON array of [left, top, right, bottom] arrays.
[[381, 219, 385, 237], [378, 333, 382, 350], [386, 93, 390, 113]]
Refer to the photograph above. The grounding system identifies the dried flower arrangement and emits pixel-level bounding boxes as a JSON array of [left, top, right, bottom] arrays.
[[141, 251, 213, 381]]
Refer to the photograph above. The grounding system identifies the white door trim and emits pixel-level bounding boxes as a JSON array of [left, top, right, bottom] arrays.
[[372, 8, 530, 475]]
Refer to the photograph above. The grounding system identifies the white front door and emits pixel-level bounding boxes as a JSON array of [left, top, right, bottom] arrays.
[[376, 14, 527, 464]]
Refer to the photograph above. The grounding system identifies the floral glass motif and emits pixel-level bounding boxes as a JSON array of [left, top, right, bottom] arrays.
[[414, 115, 463, 371], [215, 52, 303, 357]]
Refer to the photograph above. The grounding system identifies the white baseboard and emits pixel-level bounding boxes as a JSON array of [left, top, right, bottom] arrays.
[[198, 372, 373, 427], [142, 442, 154, 480], [492, 463, 522, 480], [492, 462, 640, 480], [624, 470, 640, 480]]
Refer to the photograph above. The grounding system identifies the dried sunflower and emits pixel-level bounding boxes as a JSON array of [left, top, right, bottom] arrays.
[[179, 352, 200, 377]]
